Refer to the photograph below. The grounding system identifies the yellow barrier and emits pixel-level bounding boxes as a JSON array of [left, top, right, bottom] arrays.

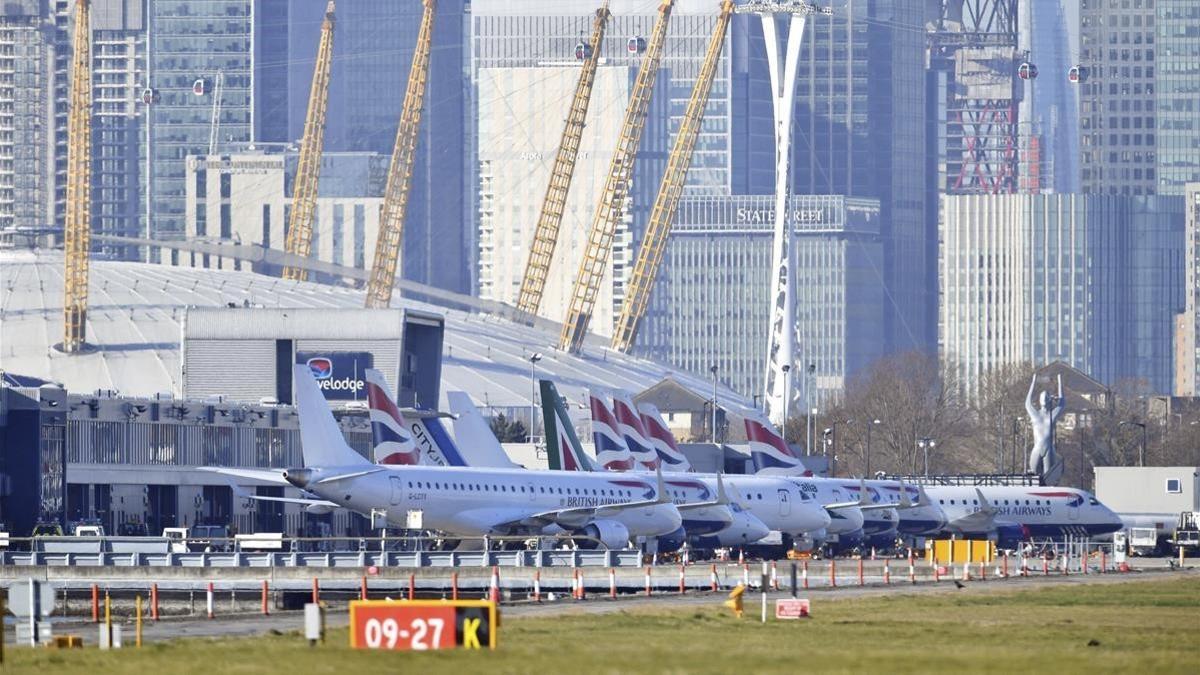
[[926, 539, 995, 564]]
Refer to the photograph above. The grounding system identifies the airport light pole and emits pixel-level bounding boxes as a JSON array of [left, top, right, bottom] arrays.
[[1119, 420, 1147, 467], [710, 364, 719, 444], [918, 437, 936, 476], [529, 353, 543, 444], [864, 418, 882, 476], [806, 363, 816, 455]]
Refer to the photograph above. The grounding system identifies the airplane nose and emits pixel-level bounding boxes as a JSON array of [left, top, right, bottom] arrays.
[[284, 467, 313, 489], [808, 504, 832, 532]]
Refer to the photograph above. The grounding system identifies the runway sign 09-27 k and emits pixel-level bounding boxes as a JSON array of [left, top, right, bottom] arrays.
[[349, 600, 497, 651]]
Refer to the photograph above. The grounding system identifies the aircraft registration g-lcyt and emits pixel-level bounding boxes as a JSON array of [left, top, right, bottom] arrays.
[[206, 366, 683, 549], [924, 484, 1124, 545]]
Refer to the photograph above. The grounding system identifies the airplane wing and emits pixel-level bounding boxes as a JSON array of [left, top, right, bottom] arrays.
[[676, 473, 731, 512], [243, 494, 340, 509], [944, 488, 999, 535], [197, 466, 289, 485], [500, 467, 673, 531]]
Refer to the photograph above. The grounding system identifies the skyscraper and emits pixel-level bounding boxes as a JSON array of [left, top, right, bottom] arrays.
[[146, 0, 253, 249], [940, 193, 1185, 394], [92, 0, 147, 258], [1155, 0, 1200, 196], [1078, 0, 1157, 195], [257, 0, 470, 293]]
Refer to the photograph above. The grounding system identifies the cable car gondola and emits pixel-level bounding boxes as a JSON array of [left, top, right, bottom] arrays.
[[192, 78, 209, 96], [627, 36, 646, 54], [141, 88, 159, 105], [1017, 62, 1038, 80], [1068, 65, 1088, 83], [575, 41, 592, 61]]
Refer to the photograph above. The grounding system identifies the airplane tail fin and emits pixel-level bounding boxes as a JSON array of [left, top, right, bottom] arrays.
[[587, 391, 635, 471], [293, 364, 371, 468], [540, 379, 596, 472], [611, 393, 659, 470], [365, 369, 420, 466], [636, 402, 692, 471], [446, 391, 521, 468], [745, 415, 810, 476]]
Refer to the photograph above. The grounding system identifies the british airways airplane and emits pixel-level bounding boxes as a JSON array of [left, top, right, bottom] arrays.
[[542, 381, 830, 546], [926, 485, 1123, 545], [207, 366, 683, 549]]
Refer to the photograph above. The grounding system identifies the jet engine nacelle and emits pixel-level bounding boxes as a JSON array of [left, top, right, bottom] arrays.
[[580, 519, 631, 549], [655, 526, 686, 553], [994, 523, 1029, 549], [304, 503, 335, 516]]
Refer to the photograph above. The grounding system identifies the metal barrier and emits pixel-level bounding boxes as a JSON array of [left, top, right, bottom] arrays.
[[0, 535, 643, 568]]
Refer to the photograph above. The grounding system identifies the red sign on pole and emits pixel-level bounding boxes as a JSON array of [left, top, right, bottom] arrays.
[[775, 598, 811, 620], [349, 600, 497, 650]]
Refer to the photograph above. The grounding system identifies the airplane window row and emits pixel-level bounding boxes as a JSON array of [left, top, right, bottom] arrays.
[[407, 481, 633, 498], [938, 498, 1052, 506]]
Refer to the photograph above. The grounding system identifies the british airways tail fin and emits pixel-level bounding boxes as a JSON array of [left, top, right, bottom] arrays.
[[446, 391, 522, 468], [611, 393, 659, 470], [587, 391, 635, 471], [293, 364, 371, 468], [745, 415, 811, 476], [540, 379, 596, 472], [365, 369, 419, 465], [636, 402, 692, 472]]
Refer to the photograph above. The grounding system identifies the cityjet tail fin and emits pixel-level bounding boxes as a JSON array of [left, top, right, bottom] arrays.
[[540, 379, 596, 472], [293, 365, 371, 468], [446, 391, 522, 468], [365, 369, 420, 466]]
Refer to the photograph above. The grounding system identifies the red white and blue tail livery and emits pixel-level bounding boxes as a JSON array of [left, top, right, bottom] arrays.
[[745, 415, 812, 475], [637, 402, 691, 471], [612, 393, 659, 470], [365, 369, 419, 465], [587, 392, 636, 471]]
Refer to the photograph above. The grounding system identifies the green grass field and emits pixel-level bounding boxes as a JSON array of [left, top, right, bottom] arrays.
[[4, 577, 1197, 674]]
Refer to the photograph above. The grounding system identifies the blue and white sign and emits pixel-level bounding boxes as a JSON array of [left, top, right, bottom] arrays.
[[296, 352, 373, 401]]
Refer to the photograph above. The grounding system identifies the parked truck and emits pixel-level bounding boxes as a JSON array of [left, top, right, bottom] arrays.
[[1170, 512, 1200, 555]]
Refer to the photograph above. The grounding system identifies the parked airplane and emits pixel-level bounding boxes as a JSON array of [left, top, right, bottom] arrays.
[[926, 485, 1123, 545], [207, 366, 684, 549], [636, 402, 692, 471], [544, 381, 830, 547]]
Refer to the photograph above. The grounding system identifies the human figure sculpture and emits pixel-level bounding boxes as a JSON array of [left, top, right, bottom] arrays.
[[1025, 373, 1066, 485]]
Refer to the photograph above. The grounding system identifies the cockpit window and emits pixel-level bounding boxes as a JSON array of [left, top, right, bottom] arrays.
[[1089, 498, 1100, 506]]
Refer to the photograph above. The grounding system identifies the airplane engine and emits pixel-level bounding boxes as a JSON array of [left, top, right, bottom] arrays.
[[579, 519, 631, 549], [304, 503, 335, 515], [654, 526, 686, 553], [995, 523, 1029, 550]]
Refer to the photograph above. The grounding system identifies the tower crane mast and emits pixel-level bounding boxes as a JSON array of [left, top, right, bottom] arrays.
[[610, 0, 734, 354], [514, 2, 611, 318], [559, 0, 675, 353], [283, 1, 337, 281], [61, 0, 92, 353], [364, 0, 436, 308]]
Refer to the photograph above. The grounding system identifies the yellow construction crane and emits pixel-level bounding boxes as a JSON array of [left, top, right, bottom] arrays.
[[282, 1, 337, 281], [61, 0, 92, 353], [364, 0, 436, 308], [610, 0, 734, 354], [514, 2, 612, 318], [559, 0, 675, 353]]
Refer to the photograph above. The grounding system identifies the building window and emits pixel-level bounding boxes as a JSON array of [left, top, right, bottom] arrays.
[[220, 173, 231, 199], [261, 205, 271, 248], [1166, 478, 1182, 494], [220, 204, 231, 239]]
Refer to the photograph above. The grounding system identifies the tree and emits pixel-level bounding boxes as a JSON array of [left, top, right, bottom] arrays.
[[489, 414, 528, 443]]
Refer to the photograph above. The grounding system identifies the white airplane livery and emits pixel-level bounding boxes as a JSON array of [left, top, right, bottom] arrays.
[[209, 366, 683, 549], [926, 485, 1123, 544]]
